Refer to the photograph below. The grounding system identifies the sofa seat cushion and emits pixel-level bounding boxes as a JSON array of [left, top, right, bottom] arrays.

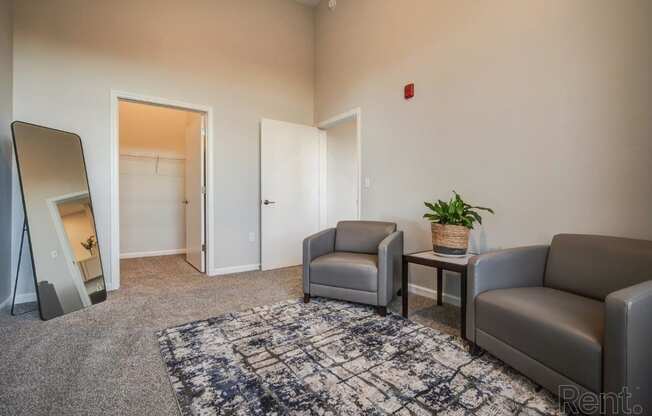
[[476, 287, 604, 392], [310, 252, 378, 292]]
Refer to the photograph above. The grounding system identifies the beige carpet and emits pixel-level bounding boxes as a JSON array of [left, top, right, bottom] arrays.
[[0, 255, 460, 416]]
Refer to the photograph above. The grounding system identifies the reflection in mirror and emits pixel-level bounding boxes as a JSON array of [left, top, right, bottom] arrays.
[[12, 122, 107, 320], [54, 195, 105, 304]]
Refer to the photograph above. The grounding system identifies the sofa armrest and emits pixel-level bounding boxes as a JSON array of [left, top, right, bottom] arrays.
[[466, 245, 549, 342], [604, 280, 652, 415], [378, 231, 404, 307], [302, 228, 336, 293]]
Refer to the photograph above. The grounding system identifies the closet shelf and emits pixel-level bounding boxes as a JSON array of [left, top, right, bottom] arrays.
[[120, 152, 185, 161]]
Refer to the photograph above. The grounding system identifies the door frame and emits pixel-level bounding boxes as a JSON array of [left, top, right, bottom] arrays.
[[317, 107, 362, 222], [45, 191, 93, 307], [109, 91, 215, 290]]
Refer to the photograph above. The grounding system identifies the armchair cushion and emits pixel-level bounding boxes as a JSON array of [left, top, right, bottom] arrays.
[[335, 221, 396, 254], [544, 234, 652, 301], [310, 252, 378, 292], [476, 286, 604, 392]]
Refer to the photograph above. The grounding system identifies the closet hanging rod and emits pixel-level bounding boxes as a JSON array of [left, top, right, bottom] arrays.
[[119, 152, 185, 161]]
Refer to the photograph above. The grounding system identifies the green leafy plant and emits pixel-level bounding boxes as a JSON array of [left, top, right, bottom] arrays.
[[424, 191, 494, 229], [81, 235, 97, 253]]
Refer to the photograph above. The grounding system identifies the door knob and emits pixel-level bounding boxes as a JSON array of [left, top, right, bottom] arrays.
[[182, 200, 189, 205], [263, 199, 276, 206]]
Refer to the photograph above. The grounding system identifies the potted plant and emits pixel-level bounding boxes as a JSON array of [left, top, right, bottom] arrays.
[[81, 235, 97, 256], [423, 191, 494, 257]]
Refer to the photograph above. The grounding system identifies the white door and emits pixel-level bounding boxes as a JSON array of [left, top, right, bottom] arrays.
[[261, 119, 321, 270], [185, 113, 205, 272]]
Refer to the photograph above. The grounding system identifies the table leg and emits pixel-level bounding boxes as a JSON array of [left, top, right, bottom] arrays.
[[402, 259, 408, 318], [460, 269, 467, 341], [436, 268, 443, 306]]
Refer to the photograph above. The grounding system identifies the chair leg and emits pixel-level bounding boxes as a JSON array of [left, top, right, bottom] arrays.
[[468, 342, 483, 357], [377, 306, 387, 317], [303, 293, 310, 303]]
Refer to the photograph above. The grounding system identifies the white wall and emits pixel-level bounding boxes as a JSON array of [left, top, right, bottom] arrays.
[[120, 156, 186, 256], [119, 101, 196, 256], [315, 0, 652, 295], [12, 0, 315, 285], [10, 0, 651, 302], [119, 100, 189, 158], [325, 119, 357, 227], [0, 0, 13, 307]]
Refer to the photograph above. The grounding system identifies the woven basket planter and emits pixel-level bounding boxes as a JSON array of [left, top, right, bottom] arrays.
[[431, 223, 470, 257]]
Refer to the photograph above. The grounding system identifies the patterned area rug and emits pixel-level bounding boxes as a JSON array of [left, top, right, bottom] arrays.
[[157, 298, 564, 415]]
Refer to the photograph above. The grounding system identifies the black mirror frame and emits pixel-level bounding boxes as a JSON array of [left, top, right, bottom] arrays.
[[11, 121, 107, 320]]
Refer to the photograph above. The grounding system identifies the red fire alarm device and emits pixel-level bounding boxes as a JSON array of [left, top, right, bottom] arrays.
[[404, 83, 415, 99]]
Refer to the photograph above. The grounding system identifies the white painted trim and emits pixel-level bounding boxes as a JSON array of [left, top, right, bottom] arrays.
[[120, 248, 187, 259], [13, 292, 38, 305], [209, 263, 260, 276], [408, 283, 461, 307], [317, 107, 362, 220], [317, 108, 360, 129], [110, 91, 215, 291]]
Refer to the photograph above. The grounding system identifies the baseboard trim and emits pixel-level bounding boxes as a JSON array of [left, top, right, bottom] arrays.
[[120, 249, 186, 259], [209, 264, 260, 276], [408, 283, 461, 307]]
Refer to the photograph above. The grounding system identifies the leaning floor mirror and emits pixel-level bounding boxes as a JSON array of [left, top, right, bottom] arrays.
[[12, 121, 107, 320]]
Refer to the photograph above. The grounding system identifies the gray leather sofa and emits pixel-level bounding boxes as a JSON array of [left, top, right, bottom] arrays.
[[467, 234, 652, 414], [303, 221, 403, 315]]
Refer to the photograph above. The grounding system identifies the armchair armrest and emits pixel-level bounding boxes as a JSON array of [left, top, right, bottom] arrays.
[[302, 228, 336, 294], [604, 280, 652, 415], [466, 245, 549, 342], [378, 231, 404, 306]]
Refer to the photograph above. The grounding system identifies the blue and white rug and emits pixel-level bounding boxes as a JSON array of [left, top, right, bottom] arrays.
[[157, 298, 564, 415]]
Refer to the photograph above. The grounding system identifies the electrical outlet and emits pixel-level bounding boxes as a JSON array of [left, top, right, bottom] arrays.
[[248, 232, 256, 242], [364, 177, 371, 188], [51, 250, 58, 259]]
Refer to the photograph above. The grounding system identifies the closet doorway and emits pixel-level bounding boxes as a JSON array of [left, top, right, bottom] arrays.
[[117, 99, 206, 275]]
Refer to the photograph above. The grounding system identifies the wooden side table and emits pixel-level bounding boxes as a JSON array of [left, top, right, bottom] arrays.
[[402, 251, 472, 341]]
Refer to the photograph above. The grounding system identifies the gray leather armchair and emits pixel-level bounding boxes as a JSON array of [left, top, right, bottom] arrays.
[[303, 221, 403, 316], [467, 234, 652, 415]]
